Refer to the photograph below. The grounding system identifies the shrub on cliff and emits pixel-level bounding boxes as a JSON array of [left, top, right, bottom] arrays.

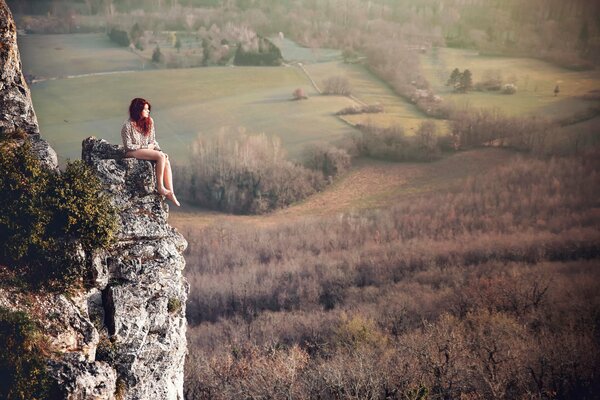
[[0, 139, 117, 290], [0, 307, 58, 399]]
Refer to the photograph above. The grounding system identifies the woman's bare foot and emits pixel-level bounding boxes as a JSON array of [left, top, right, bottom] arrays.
[[166, 192, 181, 207], [157, 187, 171, 196]]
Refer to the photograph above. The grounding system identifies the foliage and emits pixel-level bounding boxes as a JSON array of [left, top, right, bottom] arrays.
[[501, 83, 517, 94], [353, 123, 446, 162], [233, 36, 282, 66], [335, 103, 383, 115], [174, 131, 326, 214], [0, 307, 57, 400], [152, 45, 164, 63], [322, 75, 352, 96], [183, 150, 600, 399], [302, 143, 351, 178], [0, 140, 117, 290], [292, 87, 307, 100], [108, 28, 130, 47], [342, 47, 359, 63], [168, 298, 183, 314], [447, 68, 473, 93], [450, 107, 554, 152]]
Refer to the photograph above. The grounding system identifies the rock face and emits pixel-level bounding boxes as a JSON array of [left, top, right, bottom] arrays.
[[0, 0, 40, 136], [80, 137, 189, 400], [0, 1, 188, 397], [0, 0, 58, 169]]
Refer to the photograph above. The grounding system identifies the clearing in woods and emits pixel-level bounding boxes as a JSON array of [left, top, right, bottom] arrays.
[[169, 147, 518, 231]]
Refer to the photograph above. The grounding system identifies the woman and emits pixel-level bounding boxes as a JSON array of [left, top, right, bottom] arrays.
[[121, 98, 180, 206]]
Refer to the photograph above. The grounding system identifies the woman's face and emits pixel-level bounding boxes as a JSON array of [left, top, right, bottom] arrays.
[[142, 103, 150, 119]]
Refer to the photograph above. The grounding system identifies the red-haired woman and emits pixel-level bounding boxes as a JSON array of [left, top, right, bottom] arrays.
[[121, 98, 180, 206]]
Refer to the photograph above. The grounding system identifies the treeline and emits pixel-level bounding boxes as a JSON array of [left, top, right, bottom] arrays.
[[11, 0, 600, 68], [172, 132, 350, 214], [182, 149, 600, 399]]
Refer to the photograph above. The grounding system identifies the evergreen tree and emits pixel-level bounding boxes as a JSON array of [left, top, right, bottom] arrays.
[[447, 68, 461, 87], [458, 69, 473, 92], [152, 45, 164, 63]]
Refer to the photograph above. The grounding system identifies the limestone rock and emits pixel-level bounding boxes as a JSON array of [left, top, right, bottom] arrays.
[[0, 0, 57, 170], [0, 0, 39, 135], [48, 354, 117, 400], [82, 136, 188, 400]]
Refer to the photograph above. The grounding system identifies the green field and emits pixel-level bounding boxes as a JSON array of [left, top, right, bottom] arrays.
[[272, 36, 342, 64], [18, 33, 149, 79], [22, 34, 600, 164], [421, 47, 600, 119], [30, 65, 358, 162], [303, 61, 450, 135]]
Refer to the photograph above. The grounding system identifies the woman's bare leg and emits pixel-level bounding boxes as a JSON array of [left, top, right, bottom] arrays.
[[163, 155, 180, 206], [126, 149, 171, 196]]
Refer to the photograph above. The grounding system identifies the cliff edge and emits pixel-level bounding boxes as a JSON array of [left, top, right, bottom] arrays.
[[0, 1, 188, 398]]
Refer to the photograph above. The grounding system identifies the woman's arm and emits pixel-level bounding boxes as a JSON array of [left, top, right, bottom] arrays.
[[121, 122, 141, 151], [150, 118, 161, 151]]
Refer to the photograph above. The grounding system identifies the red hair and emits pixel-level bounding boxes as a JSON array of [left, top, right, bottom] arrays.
[[129, 98, 152, 137]]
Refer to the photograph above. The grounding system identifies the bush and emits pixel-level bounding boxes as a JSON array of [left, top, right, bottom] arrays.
[[152, 45, 164, 63], [335, 104, 383, 115], [0, 140, 117, 290], [302, 143, 351, 178], [292, 88, 308, 100], [502, 83, 517, 94], [0, 307, 57, 400], [353, 123, 446, 162], [322, 76, 352, 96], [450, 108, 553, 152], [108, 28, 130, 47]]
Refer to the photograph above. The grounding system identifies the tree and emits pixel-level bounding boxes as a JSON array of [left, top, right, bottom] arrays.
[[152, 45, 164, 63], [447, 68, 461, 87], [129, 22, 143, 47], [457, 69, 473, 93]]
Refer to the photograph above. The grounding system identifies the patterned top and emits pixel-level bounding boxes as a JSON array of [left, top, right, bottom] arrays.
[[121, 118, 161, 152]]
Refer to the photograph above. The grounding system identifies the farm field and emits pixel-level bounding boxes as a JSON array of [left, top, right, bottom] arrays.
[[18, 33, 149, 79], [272, 36, 342, 64], [29, 65, 358, 162], [421, 47, 600, 119], [303, 61, 448, 134]]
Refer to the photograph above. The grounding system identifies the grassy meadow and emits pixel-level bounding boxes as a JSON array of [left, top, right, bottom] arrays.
[[18, 33, 149, 78], [29, 64, 359, 162], [421, 47, 600, 119], [303, 61, 450, 134]]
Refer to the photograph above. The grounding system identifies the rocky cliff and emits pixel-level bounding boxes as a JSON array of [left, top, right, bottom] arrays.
[[0, 1, 188, 398]]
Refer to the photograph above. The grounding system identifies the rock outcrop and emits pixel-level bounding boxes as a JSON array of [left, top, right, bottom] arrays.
[[0, 1, 188, 398], [79, 137, 189, 400], [0, 0, 39, 136], [0, 0, 58, 169]]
